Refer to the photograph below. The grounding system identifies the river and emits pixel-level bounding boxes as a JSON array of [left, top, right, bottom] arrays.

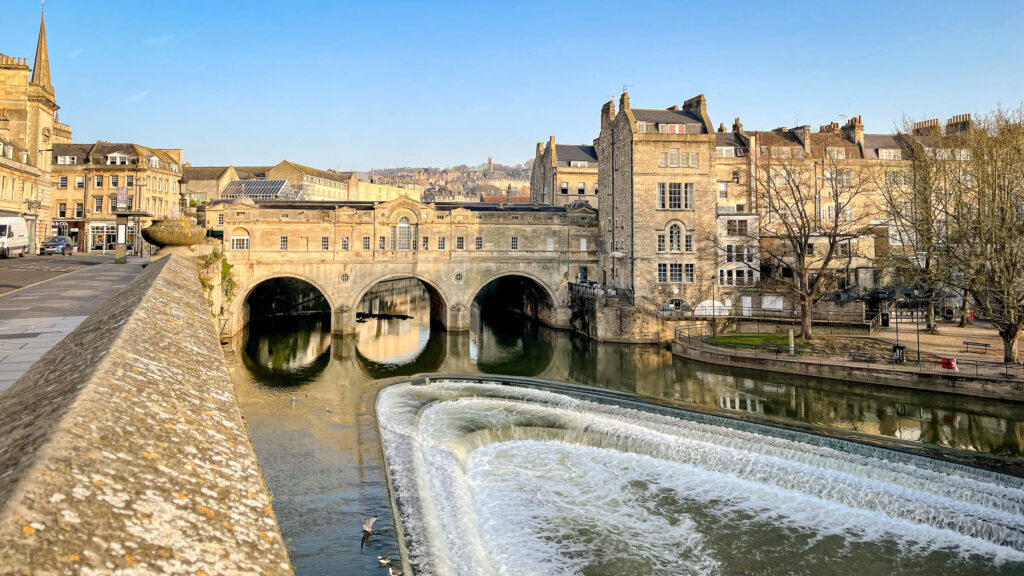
[[228, 279, 1024, 574]]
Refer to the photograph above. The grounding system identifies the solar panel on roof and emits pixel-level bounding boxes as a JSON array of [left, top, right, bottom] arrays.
[[221, 179, 300, 200]]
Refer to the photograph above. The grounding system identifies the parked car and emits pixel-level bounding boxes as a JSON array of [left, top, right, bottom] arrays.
[[39, 235, 73, 255], [0, 216, 30, 258]]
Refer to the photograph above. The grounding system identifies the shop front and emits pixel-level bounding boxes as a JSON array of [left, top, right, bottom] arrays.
[[88, 221, 138, 253]]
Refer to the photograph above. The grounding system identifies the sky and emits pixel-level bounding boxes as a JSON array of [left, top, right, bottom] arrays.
[[6, 0, 1024, 171]]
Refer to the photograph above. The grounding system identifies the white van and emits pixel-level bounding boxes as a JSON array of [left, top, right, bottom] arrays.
[[0, 216, 30, 258]]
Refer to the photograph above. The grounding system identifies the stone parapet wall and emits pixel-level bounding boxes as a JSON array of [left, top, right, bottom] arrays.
[[0, 255, 291, 574]]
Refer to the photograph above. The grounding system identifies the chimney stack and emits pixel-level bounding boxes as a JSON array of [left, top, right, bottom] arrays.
[[718, 123, 726, 133], [793, 125, 812, 155], [945, 113, 973, 134], [912, 118, 941, 137], [732, 117, 744, 133], [666, 105, 678, 111], [841, 115, 864, 146]]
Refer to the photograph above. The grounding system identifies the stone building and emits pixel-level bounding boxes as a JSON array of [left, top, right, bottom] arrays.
[[49, 143, 183, 252], [182, 165, 241, 204], [530, 136, 599, 208], [0, 12, 72, 249], [597, 92, 724, 314]]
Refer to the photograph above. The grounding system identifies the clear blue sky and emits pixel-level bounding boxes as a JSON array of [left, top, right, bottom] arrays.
[[7, 0, 1024, 170]]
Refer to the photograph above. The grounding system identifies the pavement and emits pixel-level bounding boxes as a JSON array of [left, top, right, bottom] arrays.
[[872, 319, 1021, 362], [0, 254, 147, 393]]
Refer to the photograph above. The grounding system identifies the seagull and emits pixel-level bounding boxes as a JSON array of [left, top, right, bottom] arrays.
[[326, 407, 332, 413], [377, 555, 391, 567], [360, 515, 377, 548]]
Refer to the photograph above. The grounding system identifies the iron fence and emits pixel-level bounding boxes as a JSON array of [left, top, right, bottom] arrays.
[[673, 329, 1024, 381]]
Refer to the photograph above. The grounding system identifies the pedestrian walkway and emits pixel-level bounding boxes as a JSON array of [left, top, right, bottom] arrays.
[[0, 257, 146, 393]]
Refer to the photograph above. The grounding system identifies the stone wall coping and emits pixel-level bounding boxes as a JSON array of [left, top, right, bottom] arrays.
[[0, 255, 291, 574]]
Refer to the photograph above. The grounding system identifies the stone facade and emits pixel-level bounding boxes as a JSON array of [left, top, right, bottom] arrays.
[[530, 136, 599, 208], [204, 196, 599, 338], [49, 143, 184, 252], [0, 13, 72, 248]]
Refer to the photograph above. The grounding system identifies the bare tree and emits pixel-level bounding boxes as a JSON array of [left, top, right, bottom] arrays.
[[944, 107, 1024, 362], [752, 144, 878, 339], [873, 127, 957, 333]]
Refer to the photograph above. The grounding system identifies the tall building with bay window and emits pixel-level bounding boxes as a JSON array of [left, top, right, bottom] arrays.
[[49, 142, 183, 252]]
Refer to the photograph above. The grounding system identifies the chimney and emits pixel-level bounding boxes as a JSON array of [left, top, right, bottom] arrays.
[[841, 115, 864, 146], [793, 125, 812, 155], [732, 117, 744, 133], [619, 91, 630, 111], [666, 105, 679, 111], [601, 98, 616, 125], [535, 141, 544, 157], [718, 123, 726, 133], [682, 94, 710, 133], [945, 113, 973, 134], [912, 118, 941, 137], [819, 122, 840, 134]]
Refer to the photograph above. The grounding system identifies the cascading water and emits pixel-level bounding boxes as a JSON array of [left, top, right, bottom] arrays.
[[377, 379, 1024, 576]]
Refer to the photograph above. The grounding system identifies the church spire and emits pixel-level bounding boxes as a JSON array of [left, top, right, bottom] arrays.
[[31, 8, 52, 90]]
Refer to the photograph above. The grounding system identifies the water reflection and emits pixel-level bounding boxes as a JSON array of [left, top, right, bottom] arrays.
[[231, 277, 1024, 575]]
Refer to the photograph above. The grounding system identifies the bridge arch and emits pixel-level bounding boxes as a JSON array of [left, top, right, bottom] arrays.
[[233, 272, 336, 331], [470, 271, 562, 327], [350, 273, 452, 330]]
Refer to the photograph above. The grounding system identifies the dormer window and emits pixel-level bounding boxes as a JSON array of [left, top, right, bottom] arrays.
[[148, 156, 160, 168], [826, 147, 846, 160], [170, 163, 179, 172], [569, 160, 589, 168], [878, 149, 902, 161], [57, 155, 77, 165], [658, 123, 686, 134], [107, 153, 129, 165]]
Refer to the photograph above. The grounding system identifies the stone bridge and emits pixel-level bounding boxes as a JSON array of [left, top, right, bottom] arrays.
[[203, 196, 599, 338]]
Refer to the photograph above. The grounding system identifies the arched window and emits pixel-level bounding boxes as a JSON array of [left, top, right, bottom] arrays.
[[397, 216, 411, 251], [668, 223, 682, 251], [230, 227, 250, 251]]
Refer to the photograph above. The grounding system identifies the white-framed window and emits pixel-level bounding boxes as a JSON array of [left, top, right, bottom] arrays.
[[422, 236, 429, 250], [126, 175, 134, 188], [826, 147, 846, 160], [74, 203, 84, 218], [397, 216, 411, 250], [511, 236, 519, 250], [657, 263, 667, 283], [217, 214, 225, 225], [657, 233, 666, 253], [456, 236, 465, 250], [659, 123, 686, 134], [685, 263, 695, 283], [379, 236, 386, 250], [95, 175, 104, 188], [438, 237, 446, 250], [669, 149, 679, 167], [57, 155, 77, 165], [107, 153, 128, 165], [148, 156, 160, 168], [716, 147, 736, 158], [669, 183, 682, 209], [684, 183, 694, 209], [94, 196, 104, 213], [878, 149, 902, 160], [560, 182, 569, 195], [341, 237, 349, 251], [74, 176, 84, 189], [658, 153, 667, 168], [280, 236, 288, 250], [546, 238, 554, 251], [57, 202, 67, 218], [362, 236, 371, 250], [111, 175, 119, 188], [231, 236, 249, 251], [718, 182, 728, 199], [668, 224, 682, 251], [685, 233, 693, 253], [657, 183, 666, 209], [577, 182, 585, 195], [58, 176, 68, 189], [670, 263, 683, 283], [321, 236, 330, 251], [475, 236, 483, 250]]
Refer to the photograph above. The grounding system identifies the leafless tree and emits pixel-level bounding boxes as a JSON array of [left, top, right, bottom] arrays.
[[943, 107, 1024, 362], [752, 146, 879, 339], [872, 126, 957, 333]]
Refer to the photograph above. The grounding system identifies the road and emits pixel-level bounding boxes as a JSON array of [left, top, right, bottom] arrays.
[[0, 253, 116, 296], [0, 254, 146, 394]]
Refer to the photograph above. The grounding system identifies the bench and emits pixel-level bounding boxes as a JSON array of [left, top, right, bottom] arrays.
[[963, 341, 991, 354], [850, 352, 875, 363]]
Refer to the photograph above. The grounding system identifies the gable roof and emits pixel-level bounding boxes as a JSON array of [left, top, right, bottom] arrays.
[[555, 144, 598, 165], [631, 108, 707, 132], [183, 166, 231, 181]]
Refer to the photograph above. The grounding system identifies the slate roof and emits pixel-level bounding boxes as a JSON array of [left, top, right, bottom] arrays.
[[183, 166, 230, 181], [51, 142, 179, 167], [862, 134, 906, 159], [555, 144, 598, 166], [715, 132, 746, 148], [631, 108, 708, 133]]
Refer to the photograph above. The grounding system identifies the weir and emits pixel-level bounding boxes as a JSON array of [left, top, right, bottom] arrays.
[[377, 378, 1024, 576]]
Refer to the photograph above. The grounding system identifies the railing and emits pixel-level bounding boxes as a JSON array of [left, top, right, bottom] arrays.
[[673, 330, 1024, 381], [568, 282, 634, 304], [664, 307, 867, 324]]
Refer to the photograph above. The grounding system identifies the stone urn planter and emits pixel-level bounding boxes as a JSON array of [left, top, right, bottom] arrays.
[[141, 218, 206, 248]]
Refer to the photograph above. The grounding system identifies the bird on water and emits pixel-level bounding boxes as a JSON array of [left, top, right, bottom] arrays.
[[377, 555, 391, 567], [361, 516, 377, 548]]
